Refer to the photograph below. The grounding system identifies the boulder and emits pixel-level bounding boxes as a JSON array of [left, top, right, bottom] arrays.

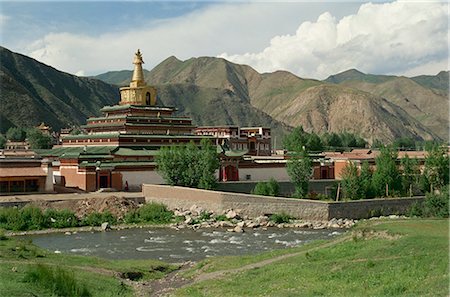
[[184, 216, 193, 225], [237, 221, 245, 228], [226, 210, 237, 219], [101, 222, 110, 231], [233, 226, 244, 233]]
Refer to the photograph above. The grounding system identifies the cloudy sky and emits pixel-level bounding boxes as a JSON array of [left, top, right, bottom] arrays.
[[1, 1, 448, 79]]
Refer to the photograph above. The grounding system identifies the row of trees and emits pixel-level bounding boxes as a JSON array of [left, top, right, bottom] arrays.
[[0, 127, 53, 149], [340, 145, 449, 200], [283, 126, 367, 152], [156, 139, 219, 190]]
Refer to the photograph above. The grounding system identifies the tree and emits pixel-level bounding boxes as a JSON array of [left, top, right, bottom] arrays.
[[401, 155, 419, 197], [6, 127, 26, 141], [26, 128, 53, 149], [252, 178, 280, 197], [283, 126, 308, 152], [0, 134, 6, 149], [422, 145, 449, 193], [156, 140, 219, 190], [372, 146, 401, 197], [341, 161, 362, 200], [322, 132, 342, 148], [306, 133, 323, 152], [287, 150, 312, 198], [198, 139, 220, 190], [360, 161, 375, 198], [393, 137, 415, 150]]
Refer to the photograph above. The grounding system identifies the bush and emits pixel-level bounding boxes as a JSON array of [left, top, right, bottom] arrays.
[[408, 187, 449, 218], [24, 264, 91, 297], [138, 203, 173, 223], [0, 207, 48, 231], [214, 214, 228, 222], [81, 211, 117, 226], [252, 178, 280, 197], [269, 212, 292, 224], [44, 209, 79, 228], [123, 203, 173, 224]]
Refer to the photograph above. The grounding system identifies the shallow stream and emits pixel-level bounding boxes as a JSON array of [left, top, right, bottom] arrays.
[[28, 227, 343, 262]]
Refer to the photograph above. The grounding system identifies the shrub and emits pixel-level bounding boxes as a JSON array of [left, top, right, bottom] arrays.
[[252, 178, 280, 197], [198, 211, 211, 221], [81, 211, 117, 226], [0, 229, 7, 241], [44, 209, 79, 228], [269, 212, 292, 224], [214, 214, 228, 222], [135, 203, 173, 224], [24, 264, 91, 297], [123, 210, 140, 224], [408, 187, 449, 218]]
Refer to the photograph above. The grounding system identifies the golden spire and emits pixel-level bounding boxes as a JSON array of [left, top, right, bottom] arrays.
[[131, 49, 145, 86]]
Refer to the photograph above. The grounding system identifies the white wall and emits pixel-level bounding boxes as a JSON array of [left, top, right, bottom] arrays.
[[121, 170, 166, 190], [239, 167, 289, 181]]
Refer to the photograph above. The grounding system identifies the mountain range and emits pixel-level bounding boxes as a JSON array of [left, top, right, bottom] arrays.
[[1, 46, 448, 144]]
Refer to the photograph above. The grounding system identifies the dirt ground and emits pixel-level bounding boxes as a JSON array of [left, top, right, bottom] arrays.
[[0, 192, 144, 219]]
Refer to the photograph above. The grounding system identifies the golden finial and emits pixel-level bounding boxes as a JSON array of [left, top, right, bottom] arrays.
[[134, 49, 144, 64]]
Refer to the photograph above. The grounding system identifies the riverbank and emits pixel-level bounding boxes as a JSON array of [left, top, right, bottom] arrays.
[[171, 218, 449, 296]]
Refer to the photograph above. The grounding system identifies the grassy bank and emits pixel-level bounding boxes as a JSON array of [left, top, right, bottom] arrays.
[[0, 233, 177, 297], [175, 219, 449, 296]]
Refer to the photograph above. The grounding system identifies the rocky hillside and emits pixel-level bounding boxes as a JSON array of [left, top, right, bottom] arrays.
[[325, 69, 449, 140], [97, 57, 444, 143], [0, 46, 118, 133]]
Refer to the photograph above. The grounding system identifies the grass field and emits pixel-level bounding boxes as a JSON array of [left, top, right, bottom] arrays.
[[0, 233, 177, 297], [174, 219, 449, 297]]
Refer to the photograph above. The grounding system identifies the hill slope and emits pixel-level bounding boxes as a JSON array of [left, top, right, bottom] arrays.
[[96, 57, 441, 143], [0, 47, 118, 133], [325, 69, 449, 140]]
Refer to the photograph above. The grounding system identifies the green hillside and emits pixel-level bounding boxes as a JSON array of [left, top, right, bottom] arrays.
[[0, 47, 118, 133], [141, 57, 441, 143]]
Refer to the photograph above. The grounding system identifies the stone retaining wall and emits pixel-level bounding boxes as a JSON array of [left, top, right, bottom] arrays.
[[142, 184, 425, 220]]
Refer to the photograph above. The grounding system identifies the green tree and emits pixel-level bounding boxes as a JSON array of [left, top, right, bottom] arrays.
[[26, 128, 53, 149], [401, 155, 419, 197], [0, 134, 6, 149], [287, 150, 312, 198], [372, 146, 401, 197], [394, 137, 415, 150], [6, 127, 26, 141], [156, 140, 219, 190], [360, 161, 375, 198], [341, 161, 362, 200], [322, 132, 342, 148], [283, 126, 309, 152], [252, 178, 280, 197], [306, 133, 323, 152], [198, 139, 220, 190], [422, 145, 449, 193]]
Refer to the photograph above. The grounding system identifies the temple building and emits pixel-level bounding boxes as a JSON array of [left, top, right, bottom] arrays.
[[43, 50, 257, 191]]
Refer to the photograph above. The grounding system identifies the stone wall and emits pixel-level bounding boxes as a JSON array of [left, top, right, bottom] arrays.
[[143, 184, 329, 220], [142, 184, 425, 220], [328, 197, 425, 219], [217, 180, 337, 196]]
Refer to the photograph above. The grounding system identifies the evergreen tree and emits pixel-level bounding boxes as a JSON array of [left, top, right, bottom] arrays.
[[26, 128, 53, 149], [283, 126, 308, 152], [372, 146, 401, 197], [401, 155, 419, 197], [422, 145, 449, 193], [341, 161, 362, 200], [287, 150, 312, 198], [306, 133, 323, 152], [360, 161, 375, 198], [0, 134, 6, 149], [6, 127, 26, 141]]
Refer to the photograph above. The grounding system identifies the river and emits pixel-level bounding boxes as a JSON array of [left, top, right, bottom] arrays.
[[28, 227, 343, 262]]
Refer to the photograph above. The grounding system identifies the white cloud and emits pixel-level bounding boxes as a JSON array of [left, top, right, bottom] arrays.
[[0, 14, 10, 26], [19, 2, 358, 76], [220, 1, 449, 79]]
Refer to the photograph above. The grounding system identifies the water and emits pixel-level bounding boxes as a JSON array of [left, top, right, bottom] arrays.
[[27, 227, 343, 262]]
